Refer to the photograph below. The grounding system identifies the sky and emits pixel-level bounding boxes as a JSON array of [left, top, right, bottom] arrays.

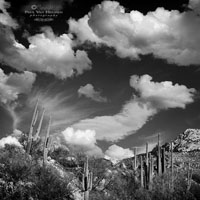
[[0, 0, 200, 161]]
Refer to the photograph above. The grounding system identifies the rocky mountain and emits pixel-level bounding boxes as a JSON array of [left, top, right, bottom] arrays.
[[172, 129, 200, 152]]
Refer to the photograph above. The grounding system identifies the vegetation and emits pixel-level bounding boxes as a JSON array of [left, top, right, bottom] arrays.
[[0, 144, 73, 200], [1, 103, 200, 199], [1, 139, 200, 200]]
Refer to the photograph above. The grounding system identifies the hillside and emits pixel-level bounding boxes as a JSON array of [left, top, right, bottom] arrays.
[[0, 129, 200, 199]]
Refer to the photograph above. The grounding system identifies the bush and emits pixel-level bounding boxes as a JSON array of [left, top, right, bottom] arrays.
[[0, 145, 73, 200], [190, 182, 200, 200], [31, 166, 73, 200]]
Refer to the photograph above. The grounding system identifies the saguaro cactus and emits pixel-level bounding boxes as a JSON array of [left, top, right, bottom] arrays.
[[140, 156, 144, 188], [133, 147, 137, 171], [27, 99, 39, 154], [157, 134, 162, 175], [187, 162, 193, 190], [161, 148, 166, 173], [170, 141, 174, 191], [34, 108, 45, 141], [148, 153, 153, 190], [145, 143, 149, 189], [43, 116, 52, 166], [82, 156, 93, 200]]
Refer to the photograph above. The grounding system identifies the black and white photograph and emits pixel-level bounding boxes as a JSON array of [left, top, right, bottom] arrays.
[[0, 0, 200, 199]]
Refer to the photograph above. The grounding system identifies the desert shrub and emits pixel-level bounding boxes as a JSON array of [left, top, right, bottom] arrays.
[[190, 182, 200, 200], [0, 145, 34, 183], [150, 172, 195, 200], [101, 170, 140, 200], [192, 173, 200, 184], [30, 166, 73, 200], [0, 145, 35, 199], [49, 146, 78, 169], [0, 144, 73, 200], [134, 188, 151, 200]]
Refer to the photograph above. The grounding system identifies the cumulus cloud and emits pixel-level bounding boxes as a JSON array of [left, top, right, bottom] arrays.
[[62, 127, 103, 156], [0, 0, 18, 28], [62, 127, 96, 146], [105, 144, 134, 162], [130, 74, 196, 109], [0, 135, 22, 148], [0, 4, 92, 80], [14, 27, 92, 79], [188, 0, 200, 13], [69, 0, 200, 66], [72, 74, 196, 141], [78, 84, 108, 102], [0, 68, 36, 104]]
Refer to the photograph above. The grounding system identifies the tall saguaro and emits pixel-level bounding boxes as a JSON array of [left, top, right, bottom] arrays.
[[27, 99, 39, 154], [145, 143, 149, 189], [134, 147, 137, 171], [82, 156, 93, 200], [140, 156, 144, 188], [161, 148, 166, 173], [171, 141, 174, 191], [157, 134, 162, 175], [148, 153, 153, 190]]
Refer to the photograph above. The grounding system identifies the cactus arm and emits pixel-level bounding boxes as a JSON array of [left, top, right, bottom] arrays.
[[82, 173, 85, 191], [47, 135, 52, 150], [34, 108, 45, 141], [43, 116, 51, 166], [88, 172, 93, 191], [187, 162, 193, 190], [33, 109, 39, 126], [27, 99, 39, 154]]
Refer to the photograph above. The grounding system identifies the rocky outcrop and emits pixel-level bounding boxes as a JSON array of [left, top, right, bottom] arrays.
[[173, 129, 200, 152]]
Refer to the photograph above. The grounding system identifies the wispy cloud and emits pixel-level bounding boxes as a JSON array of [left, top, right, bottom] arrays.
[[22, 86, 98, 134], [72, 74, 196, 142], [0, 68, 36, 129]]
